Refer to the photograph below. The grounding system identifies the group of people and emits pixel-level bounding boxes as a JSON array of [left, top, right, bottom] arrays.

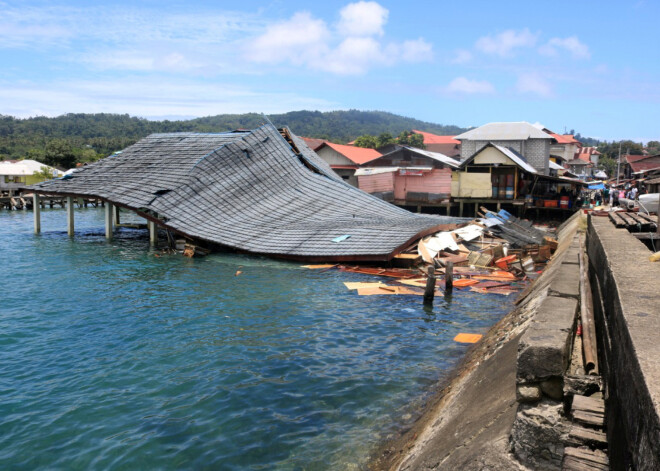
[[587, 183, 647, 208]]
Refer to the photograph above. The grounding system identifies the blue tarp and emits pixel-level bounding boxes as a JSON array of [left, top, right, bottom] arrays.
[[587, 183, 605, 190]]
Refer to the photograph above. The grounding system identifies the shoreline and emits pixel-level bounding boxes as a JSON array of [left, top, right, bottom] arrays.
[[368, 213, 580, 470], [368, 292, 535, 470]]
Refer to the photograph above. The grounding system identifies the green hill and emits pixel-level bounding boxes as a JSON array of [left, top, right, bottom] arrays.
[[0, 110, 467, 166]]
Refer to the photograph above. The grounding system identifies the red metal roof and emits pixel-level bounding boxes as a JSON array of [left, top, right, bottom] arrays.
[[413, 130, 460, 145], [625, 154, 650, 164], [549, 133, 580, 145], [629, 155, 660, 173], [300, 137, 327, 151], [320, 142, 382, 165]]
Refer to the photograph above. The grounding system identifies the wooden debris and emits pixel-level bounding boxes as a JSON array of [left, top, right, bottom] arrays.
[[562, 447, 608, 471], [571, 395, 605, 428], [343, 281, 386, 290], [568, 424, 607, 448], [302, 264, 337, 269], [356, 285, 443, 296]]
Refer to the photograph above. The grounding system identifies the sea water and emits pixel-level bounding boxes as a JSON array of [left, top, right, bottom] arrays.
[[0, 207, 514, 470]]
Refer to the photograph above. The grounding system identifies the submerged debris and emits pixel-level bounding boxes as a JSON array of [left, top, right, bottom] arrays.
[[304, 209, 558, 299]]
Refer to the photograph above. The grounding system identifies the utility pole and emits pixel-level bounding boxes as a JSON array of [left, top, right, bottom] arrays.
[[616, 142, 622, 185]]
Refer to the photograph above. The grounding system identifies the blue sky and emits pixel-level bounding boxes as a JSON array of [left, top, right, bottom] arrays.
[[1, 0, 658, 141]]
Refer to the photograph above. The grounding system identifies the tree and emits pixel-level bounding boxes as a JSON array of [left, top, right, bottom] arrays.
[[598, 156, 617, 178], [32, 165, 54, 181], [397, 130, 425, 149], [376, 132, 395, 148], [353, 135, 378, 148], [44, 138, 76, 169]]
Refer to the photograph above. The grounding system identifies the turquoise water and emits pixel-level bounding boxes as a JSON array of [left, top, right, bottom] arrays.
[[0, 208, 514, 470]]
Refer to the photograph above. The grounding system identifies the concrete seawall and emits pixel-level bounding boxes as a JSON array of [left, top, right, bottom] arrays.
[[587, 216, 660, 470], [373, 213, 660, 470], [372, 213, 583, 470]]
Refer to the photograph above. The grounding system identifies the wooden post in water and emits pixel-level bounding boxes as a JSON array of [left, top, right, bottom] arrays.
[[66, 196, 74, 236], [423, 266, 436, 305], [445, 261, 454, 294], [114, 205, 121, 225], [33, 193, 41, 234], [148, 220, 157, 246], [105, 202, 114, 240]]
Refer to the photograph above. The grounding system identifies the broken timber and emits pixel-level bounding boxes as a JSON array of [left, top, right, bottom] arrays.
[[28, 125, 458, 261]]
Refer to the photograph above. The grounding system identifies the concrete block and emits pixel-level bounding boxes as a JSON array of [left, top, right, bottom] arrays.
[[518, 327, 572, 380], [530, 296, 578, 332], [548, 263, 580, 299], [562, 247, 580, 265]]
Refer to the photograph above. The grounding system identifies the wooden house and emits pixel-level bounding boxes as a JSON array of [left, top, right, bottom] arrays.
[[355, 146, 459, 207], [314, 142, 382, 186], [0, 160, 63, 195], [450, 143, 583, 216]]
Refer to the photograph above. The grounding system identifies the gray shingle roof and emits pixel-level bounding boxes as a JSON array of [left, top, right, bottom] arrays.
[[455, 122, 553, 141], [31, 124, 456, 261]]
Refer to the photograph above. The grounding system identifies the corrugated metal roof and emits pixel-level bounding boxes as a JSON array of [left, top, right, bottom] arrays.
[[455, 122, 553, 141], [549, 161, 564, 170], [400, 147, 460, 168], [458, 143, 538, 174], [318, 142, 382, 165], [30, 125, 453, 261], [412, 130, 460, 145], [0, 159, 62, 176]]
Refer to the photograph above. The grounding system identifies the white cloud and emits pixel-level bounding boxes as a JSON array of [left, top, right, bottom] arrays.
[[517, 73, 552, 97], [475, 28, 538, 57], [446, 77, 495, 94], [337, 1, 389, 37], [539, 36, 590, 59], [0, 78, 338, 118], [245, 11, 330, 66], [451, 49, 472, 64], [245, 2, 432, 75]]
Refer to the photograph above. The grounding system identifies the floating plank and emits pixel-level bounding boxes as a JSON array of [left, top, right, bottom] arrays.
[[562, 447, 608, 471], [453, 278, 480, 287], [397, 278, 428, 288], [343, 282, 386, 290], [302, 264, 337, 269], [356, 285, 443, 296], [470, 287, 513, 296], [454, 333, 483, 343]]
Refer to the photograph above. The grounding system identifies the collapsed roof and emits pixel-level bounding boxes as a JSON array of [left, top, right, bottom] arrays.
[[30, 124, 455, 261]]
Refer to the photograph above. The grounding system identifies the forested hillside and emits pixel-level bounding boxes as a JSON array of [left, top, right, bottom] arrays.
[[0, 110, 466, 167]]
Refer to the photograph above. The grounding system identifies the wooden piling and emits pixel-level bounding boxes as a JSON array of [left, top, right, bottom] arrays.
[[423, 265, 436, 305], [33, 193, 41, 234], [148, 220, 157, 246], [66, 196, 74, 236], [105, 202, 114, 240], [445, 261, 454, 294]]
